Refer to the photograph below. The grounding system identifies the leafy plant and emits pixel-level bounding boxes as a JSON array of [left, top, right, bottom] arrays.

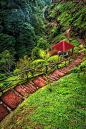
[[32, 47, 41, 60], [37, 38, 49, 50], [70, 67, 80, 73], [47, 55, 61, 62], [0, 81, 9, 89], [70, 40, 79, 47], [0, 50, 15, 76], [32, 49, 50, 67], [79, 60, 86, 71]]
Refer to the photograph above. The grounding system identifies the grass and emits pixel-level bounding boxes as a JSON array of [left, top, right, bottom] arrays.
[[0, 72, 86, 129]]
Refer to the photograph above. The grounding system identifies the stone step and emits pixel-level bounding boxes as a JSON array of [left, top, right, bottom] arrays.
[[25, 83, 35, 92], [27, 82, 37, 91], [0, 103, 9, 122], [15, 85, 28, 96], [49, 74, 56, 80], [23, 84, 34, 94], [42, 75, 53, 82], [54, 70, 65, 76], [20, 84, 31, 94], [52, 73, 60, 78], [0, 101, 12, 113], [11, 88, 23, 99], [29, 81, 39, 90], [49, 74, 59, 80], [1, 90, 22, 109], [77, 56, 83, 59], [74, 61, 80, 64], [59, 69, 69, 74], [74, 60, 81, 62], [67, 66, 76, 70], [62, 67, 70, 73], [37, 77, 46, 85], [67, 64, 76, 68], [47, 75, 56, 81], [33, 77, 46, 88]]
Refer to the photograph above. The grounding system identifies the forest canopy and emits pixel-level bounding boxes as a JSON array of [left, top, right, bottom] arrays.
[[0, 0, 49, 59]]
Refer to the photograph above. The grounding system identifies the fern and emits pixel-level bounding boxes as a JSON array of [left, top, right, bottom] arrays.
[[48, 55, 62, 62]]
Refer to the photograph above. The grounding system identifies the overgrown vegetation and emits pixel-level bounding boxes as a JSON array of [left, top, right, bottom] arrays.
[[45, 1, 86, 45], [0, 0, 47, 59]]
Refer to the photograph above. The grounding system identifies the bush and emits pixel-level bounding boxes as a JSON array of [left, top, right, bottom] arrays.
[[70, 67, 80, 73], [32, 47, 40, 60], [78, 45, 86, 53], [79, 60, 86, 71], [70, 40, 79, 47], [37, 38, 49, 50], [79, 45, 84, 49], [58, 61, 69, 68], [79, 48, 86, 53], [74, 47, 79, 53]]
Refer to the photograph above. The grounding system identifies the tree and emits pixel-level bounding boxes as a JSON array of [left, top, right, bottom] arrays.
[[15, 54, 33, 72], [37, 38, 49, 50], [32, 47, 41, 60], [30, 14, 45, 35], [0, 50, 15, 76], [0, 34, 16, 55], [0, 0, 46, 60], [14, 54, 33, 78]]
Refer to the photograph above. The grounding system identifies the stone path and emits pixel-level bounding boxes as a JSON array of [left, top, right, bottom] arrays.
[[0, 52, 85, 122]]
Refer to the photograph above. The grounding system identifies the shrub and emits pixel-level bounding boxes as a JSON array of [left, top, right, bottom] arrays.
[[37, 38, 49, 50], [78, 45, 86, 53], [70, 67, 80, 73], [79, 60, 86, 71], [79, 48, 86, 53], [32, 47, 40, 60], [74, 47, 79, 53], [79, 45, 84, 49], [71, 40, 79, 47]]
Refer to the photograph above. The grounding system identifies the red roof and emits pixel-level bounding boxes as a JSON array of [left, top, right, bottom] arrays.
[[51, 40, 75, 52]]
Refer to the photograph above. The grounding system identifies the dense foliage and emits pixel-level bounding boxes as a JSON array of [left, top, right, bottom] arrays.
[[45, 1, 86, 45], [0, 0, 47, 59], [0, 50, 15, 75]]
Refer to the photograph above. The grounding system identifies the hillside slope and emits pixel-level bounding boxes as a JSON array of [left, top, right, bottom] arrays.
[[45, 1, 86, 46]]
